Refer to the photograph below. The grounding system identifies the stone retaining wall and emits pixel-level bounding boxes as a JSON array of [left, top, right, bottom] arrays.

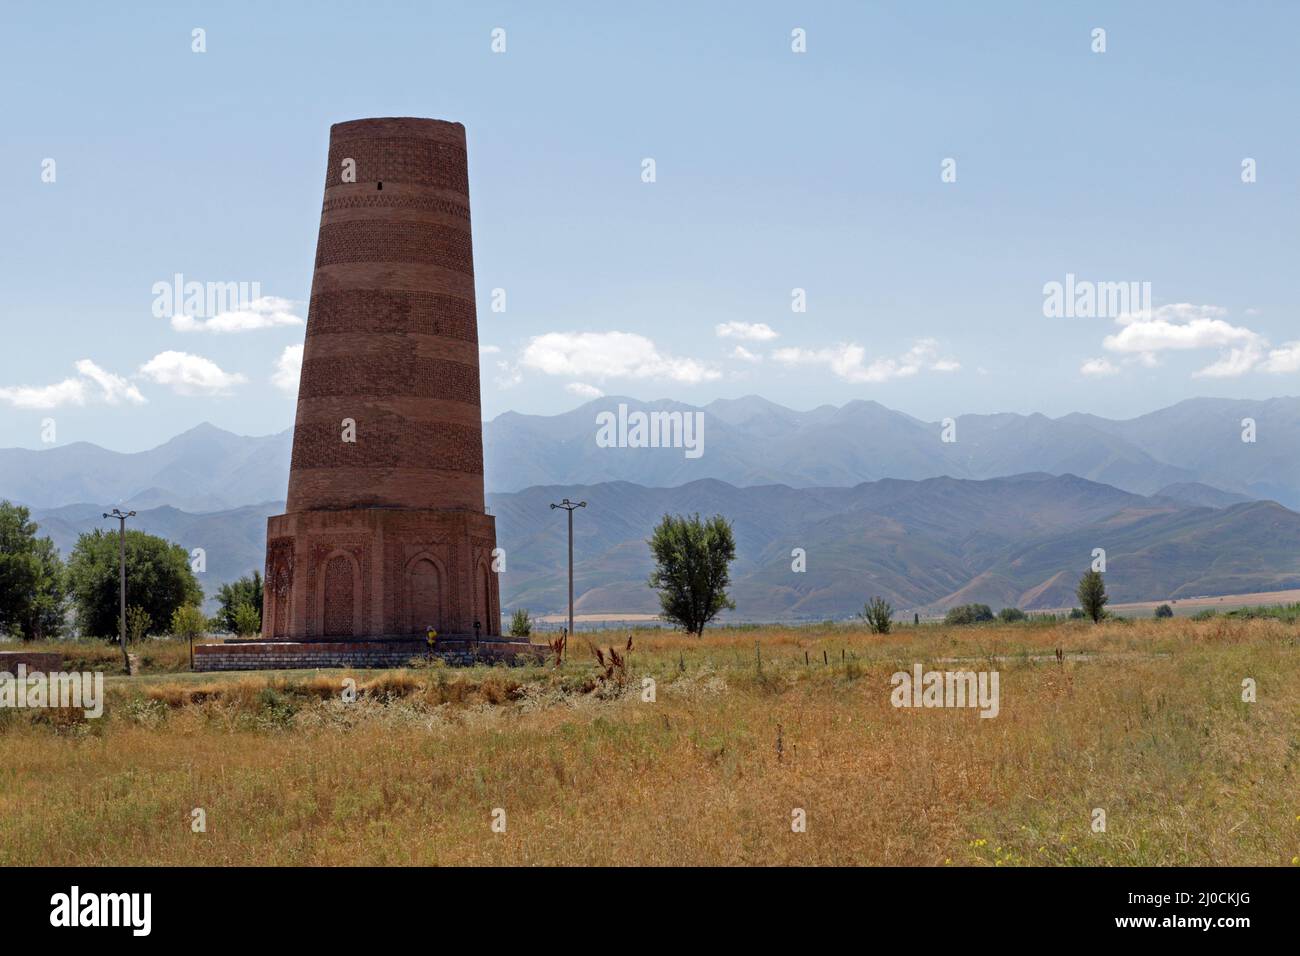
[[0, 652, 62, 675], [194, 639, 546, 672]]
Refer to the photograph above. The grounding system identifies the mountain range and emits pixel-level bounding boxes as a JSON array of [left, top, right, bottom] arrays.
[[3, 395, 1296, 510], [22, 473, 1300, 621], [6, 394, 1300, 620], [485, 394, 1300, 507]]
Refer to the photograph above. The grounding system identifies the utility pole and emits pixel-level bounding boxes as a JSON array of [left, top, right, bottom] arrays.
[[103, 508, 136, 674], [549, 498, 586, 652]]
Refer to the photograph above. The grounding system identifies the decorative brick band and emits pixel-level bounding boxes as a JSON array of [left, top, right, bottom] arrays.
[[306, 289, 477, 343], [314, 221, 474, 273], [326, 137, 469, 191], [290, 418, 484, 474], [296, 354, 480, 404], [322, 194, 470, 220]]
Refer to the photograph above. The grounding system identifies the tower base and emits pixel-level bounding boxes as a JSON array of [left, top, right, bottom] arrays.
[[261, 508, 502, 641]]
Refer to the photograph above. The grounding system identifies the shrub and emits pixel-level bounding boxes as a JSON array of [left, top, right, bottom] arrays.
[[126, 606, 152, 644], [944, 604, 995, 626], [998, 607, 1027, 622], [1068, 607, 1087, 620], [860, 596, 893, 634], [1154, 604, 1174, 619], [509, 608, 532, 637]]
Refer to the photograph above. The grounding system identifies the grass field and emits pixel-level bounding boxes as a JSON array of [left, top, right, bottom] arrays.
[[1, 618, 1297, 866]]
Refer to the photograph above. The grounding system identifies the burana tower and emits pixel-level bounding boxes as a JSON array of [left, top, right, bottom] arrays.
[[261, 118, 501, 643]]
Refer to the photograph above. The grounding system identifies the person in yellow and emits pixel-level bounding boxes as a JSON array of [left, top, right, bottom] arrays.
[[425, 625, 437, 659]]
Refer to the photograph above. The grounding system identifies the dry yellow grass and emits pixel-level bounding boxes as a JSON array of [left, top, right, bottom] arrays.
[[0, 619, 1296, 866]]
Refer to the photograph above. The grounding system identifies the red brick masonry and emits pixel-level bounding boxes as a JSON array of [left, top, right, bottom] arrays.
[[259, 117, 502, 650]]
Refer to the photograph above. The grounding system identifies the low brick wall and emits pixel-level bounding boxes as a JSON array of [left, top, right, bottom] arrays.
[[0, 652, 62, 675], [194, 639, 547, 672]]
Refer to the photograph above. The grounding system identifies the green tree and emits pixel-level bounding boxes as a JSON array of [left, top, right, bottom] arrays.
[[647, 513, 736, 637], [1077, 570, 1108, 623], [170, 604, 207, 641], [0, 500, 67, 640], [231, 602, 262, 637], [1154, 603, 1173, 619], [214, 570, 263, 634], [860, 596, 893, 634], [66, 528, 202, 640], [998, 606, 1028, 623]]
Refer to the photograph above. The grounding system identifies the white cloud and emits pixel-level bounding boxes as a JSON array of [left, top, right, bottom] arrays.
[[519, 331, 721, 384], [772, 338, 958, 384], [1100, 303, 1300, 379], [171, 296, 304, 333], [716, 321, 778, 342], [731, 345, 762, 363], [73, 359, 146, 405], [1103, 314, 1260, 354], [139, 351, 246, 395], [271, 344, 304, 393], [479, 344, 501, 356], [1113, 303, 1227, 327], [1193, 345, 1267, 379], [1261, 342, 1300, 374], [0, 359, 146, 410], [495, 360, 523, 389], [1080, 357, 1119, 377], [0, 377, 87, 409], [565, 382, 604, 399]]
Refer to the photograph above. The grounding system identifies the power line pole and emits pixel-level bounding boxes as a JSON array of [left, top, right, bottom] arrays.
[[103, 508, 136, 674], [549, 498, 586, 656]]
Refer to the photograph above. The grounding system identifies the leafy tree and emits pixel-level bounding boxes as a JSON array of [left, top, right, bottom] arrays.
[[66, 528, 202, 640], [860, 596, 893, 634], [170, 604, 208, 640], [231, 602, 262, 637], [0, 501, 67, 640], [1077, 570, 1108, 623], [647, 513, 736, 637], [1068, 607, 1087, 620], [126, 605, 152, 644], [1154, 603, 1173, 619], [998, 607, 1028, 623], [215, 570, 263, 634], [944, 603, 995, 626], [509, 608, 532, 637]]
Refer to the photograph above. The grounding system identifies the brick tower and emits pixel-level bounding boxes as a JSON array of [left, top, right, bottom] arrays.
[[262, 117, 500, 641]]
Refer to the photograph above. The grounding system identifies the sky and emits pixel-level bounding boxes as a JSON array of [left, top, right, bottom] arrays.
[[2, 0, 1297, 452]]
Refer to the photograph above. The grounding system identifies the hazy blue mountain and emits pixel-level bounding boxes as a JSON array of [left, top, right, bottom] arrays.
[[488, 473, 1300, 618], [5, 396, 1294, 508], [483, 395, 1295, 505], [0, 423, 292, 512], [27, 472, 1295, 623]]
